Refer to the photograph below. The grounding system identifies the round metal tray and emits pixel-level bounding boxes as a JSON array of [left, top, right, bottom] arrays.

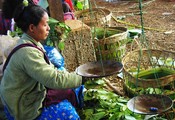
[[76, 60, 123, 78], [127, 94, 173, 115]]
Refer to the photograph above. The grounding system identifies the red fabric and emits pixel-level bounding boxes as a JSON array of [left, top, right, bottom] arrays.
[[43, 88, 78, 107], [65, 0, 74, 11]]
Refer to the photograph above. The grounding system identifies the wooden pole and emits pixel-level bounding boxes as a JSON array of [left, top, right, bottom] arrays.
[[0, 0, 4, 9], [47, 0, 64, 22]]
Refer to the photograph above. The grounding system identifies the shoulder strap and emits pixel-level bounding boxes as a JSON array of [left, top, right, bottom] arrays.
[[3, 43, 50, 73]]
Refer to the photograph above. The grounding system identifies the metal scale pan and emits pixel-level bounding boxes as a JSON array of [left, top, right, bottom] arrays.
[[127, 94, 173, 115], [76, 60, 123, 78]]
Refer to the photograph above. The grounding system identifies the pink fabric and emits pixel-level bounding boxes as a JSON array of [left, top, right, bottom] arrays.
[[33, 0, 40, 4], [64, 12, 75, 20]]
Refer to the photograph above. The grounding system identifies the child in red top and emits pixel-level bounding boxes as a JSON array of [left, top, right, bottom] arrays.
[[65, 0, 74, 12]]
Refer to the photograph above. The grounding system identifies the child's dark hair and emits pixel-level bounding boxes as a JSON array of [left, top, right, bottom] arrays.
[[2, 0, 48, 32], [14, 4, 47, 32], [2, 0, 35, 19]]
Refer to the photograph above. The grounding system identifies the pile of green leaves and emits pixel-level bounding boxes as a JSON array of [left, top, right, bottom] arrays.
[[80, 79, 144, 120], [80, 79, 169, 120]]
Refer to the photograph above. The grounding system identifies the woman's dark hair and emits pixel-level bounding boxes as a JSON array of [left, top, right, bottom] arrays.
[[14, 4, 47, 32]]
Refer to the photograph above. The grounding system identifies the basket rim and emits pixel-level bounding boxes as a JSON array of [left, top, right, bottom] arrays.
[[98, 27, 128, 39], [94, 27, 128, 45], [74, 7, 112, 24], [75, 7, 111, 16], [122, 48, 175, 64]]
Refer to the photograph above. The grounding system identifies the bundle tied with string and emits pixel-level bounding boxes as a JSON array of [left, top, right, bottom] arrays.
[[122, 48, 175, 96]]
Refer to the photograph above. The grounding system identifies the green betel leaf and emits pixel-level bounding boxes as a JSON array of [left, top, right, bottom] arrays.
[[76, 2, 83, 10], [95, 79, 105, 85], [91, 112, 106, 120], [84, 109, 94, 116], [46, 39, 53, 46], [58, 42, 65, 51], [125, 115, 136, 120], [48, 17, 59, 24]]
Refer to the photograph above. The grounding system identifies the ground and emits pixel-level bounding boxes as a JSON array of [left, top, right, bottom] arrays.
[[80, 0, 175, 95], [94, 0, 175, 51]]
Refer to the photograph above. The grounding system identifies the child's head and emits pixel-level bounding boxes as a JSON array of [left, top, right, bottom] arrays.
[[2, 0, 35, 19], [3, 0, 50, 41]]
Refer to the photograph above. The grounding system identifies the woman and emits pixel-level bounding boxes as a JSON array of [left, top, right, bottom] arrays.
[[0, 0, 83, 119]]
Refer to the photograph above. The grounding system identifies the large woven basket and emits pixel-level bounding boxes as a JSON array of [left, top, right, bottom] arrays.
[[93, 27, 128, 62], [75, 8, 112, 27], [122, 49, 175, 89]]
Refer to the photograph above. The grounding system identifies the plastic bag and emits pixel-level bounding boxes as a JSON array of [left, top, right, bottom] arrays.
[[43, 45, 65, 70]]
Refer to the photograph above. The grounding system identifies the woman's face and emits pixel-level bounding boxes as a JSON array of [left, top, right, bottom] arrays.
[[28, 12, 50, 42]]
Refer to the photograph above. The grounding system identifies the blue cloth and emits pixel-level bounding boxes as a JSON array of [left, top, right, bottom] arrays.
[[72, 85, 84, 108], [5, 100, 80, 120], [4, 107, 14, 120]]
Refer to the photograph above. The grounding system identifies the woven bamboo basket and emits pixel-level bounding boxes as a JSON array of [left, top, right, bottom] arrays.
[[122, 49, 175, 90], [75, 8, 112, 27], [93, 27, 128, 62]]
